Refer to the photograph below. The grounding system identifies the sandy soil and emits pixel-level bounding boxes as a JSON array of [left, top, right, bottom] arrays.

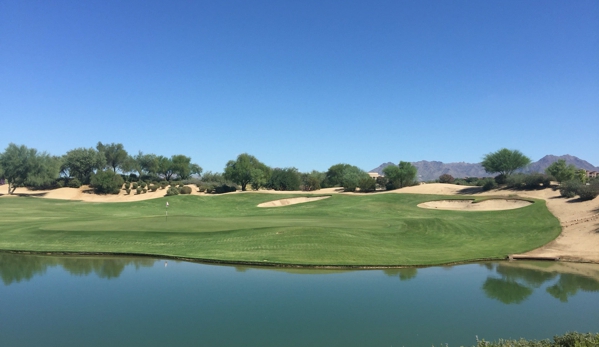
[[417, 199, 532, 211], [2, 182, 597, 263], [257, 196, 330, 208]]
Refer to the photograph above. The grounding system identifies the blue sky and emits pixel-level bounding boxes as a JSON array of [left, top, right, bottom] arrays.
[[1, 0, 597, 172]]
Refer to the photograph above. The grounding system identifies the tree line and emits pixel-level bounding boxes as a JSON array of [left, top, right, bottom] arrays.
[[0, 143, 421, 195], [4, 144, 594, 199]]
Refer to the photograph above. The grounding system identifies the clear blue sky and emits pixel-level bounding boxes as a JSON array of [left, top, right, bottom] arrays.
[[1, 0, 597, 172]]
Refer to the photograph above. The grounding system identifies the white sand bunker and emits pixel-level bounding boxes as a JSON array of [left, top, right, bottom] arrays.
[[418, 199, 532, 211], [258, 196, 330, 208]]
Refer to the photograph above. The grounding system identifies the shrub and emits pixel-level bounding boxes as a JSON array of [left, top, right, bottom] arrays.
[[149, 184, 159, 192], [125, 188, 131, 195], [160, 181, 168, 189], [124, 182, 131, 190], [132, 182, 138, 189], [180, 186, 192, 194], [67, 178, 82, 188], [494, 174, 507, 185], [142, 188, 147, 194], [178, 183, 185, 188], [136, 187, 142, 195], [576, 181, 599, 201], [90, 170, 124, 194], [139, 181, 147, 189], [482, 178, 497, 191], [166, 187, 179, 196], [209, 184, 237, 194], [358, 177, 376, 192], [439, 174, 455, 184], [559, 180, 581, 198]]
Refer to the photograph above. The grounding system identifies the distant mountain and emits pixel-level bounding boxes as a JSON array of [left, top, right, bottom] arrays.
[[523, 155, 599, 174], [370, 155, 598, 182]]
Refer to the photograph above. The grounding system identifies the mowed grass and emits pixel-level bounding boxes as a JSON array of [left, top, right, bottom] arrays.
[[0, 193, 561, 266]]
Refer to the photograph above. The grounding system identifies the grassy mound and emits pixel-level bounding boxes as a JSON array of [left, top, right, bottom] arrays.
[[0, 194, 560, 266]]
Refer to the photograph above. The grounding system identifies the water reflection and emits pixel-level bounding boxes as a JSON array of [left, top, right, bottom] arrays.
[[482, 262, 599, 304], [0, 253, 155, 285], [383, 267, 418, 281]]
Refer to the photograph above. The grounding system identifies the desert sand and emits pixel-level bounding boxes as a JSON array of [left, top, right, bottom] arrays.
[[417, 199, 532, 211], [257, 196, 330, 207], [2, 182, 597, 263]]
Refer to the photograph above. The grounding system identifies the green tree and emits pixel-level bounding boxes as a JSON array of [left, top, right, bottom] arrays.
[[0, 143, 60, 194], [224, 153, 270, 191], [157, 156, 174, 181], [268, 167, 301, 191], [383, 161, 417, 189], [481, 148, 531, 177], [96, 142, 128, 173], [574, 169, 587, 183], [90, 170, 124, 194], [340, 165, 369, 192], [171, 154, 202, 180], [545, 159, 576, 183], [301, 171, 324, 191], [358, 176, 376, 192], [323, 163, 352, 188], [61, 148, 106, 185]]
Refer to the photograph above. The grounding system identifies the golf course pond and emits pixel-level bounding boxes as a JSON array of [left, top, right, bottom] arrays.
[[1, 253, 598, 347]]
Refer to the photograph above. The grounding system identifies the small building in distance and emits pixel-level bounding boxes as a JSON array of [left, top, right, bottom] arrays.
[[586, 170, 598, 179], [368, 172, 381, 179]]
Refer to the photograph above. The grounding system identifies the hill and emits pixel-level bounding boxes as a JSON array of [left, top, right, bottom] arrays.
[[370, 155, 598, 181]]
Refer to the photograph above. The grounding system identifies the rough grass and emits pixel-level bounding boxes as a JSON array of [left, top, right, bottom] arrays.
[[0, 193, 561, 266]]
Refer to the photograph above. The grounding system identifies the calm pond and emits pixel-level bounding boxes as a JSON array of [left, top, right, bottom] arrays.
[[1, 253, 598, 347]]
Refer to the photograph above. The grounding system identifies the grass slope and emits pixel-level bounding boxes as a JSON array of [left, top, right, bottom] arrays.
[[0, 194, 561, 266]]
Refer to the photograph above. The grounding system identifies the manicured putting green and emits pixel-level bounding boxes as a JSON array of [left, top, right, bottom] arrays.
[[0, 193, 561, 266]]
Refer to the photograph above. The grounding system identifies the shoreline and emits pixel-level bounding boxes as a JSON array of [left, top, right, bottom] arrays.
[[1, 183, 598, 265]]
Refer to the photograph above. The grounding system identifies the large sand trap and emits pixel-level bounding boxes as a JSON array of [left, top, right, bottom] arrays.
[[257, 196, 330, 207], [418, 199, 532, 211]]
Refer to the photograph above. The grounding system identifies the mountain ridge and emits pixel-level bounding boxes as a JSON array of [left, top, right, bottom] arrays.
[[370, 155, 599, 181]]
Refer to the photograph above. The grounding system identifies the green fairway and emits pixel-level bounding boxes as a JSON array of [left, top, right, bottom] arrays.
[[0, 193, 561, 266]]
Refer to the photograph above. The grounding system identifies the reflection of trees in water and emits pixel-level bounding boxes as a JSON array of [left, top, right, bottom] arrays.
[[0, 253, 155, 285], [482, 263, 599, 304], [383, 268, 417, 281], [482, 278, 533, 304], [495, 265, 558, 288], [546, 274, 599, 302]]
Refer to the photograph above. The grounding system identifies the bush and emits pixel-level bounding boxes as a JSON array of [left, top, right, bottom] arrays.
[[90, 170, 124, 194], [132, 182, 138, 189], [482, 178, 497, 191], [136, 187, 142, 195], [494, 174, 507, 185], [125, 188, 131, 195], [559, 180, 581, 198], [476, 332, 599, 347], [207, 184, 237, 194], [67, 178, 82, 188], [179, 186, 192, 194], [160, 181, 168, 189], [439, 174, 455, 183], [507, 173, 552, 190], [358, 177, 376, 192], [124, 182, 131, 190], [149, 184, 159, 192], [166, 187, 179, 196], [139, 181, 147, 189], [576, 181, 599, 201]]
